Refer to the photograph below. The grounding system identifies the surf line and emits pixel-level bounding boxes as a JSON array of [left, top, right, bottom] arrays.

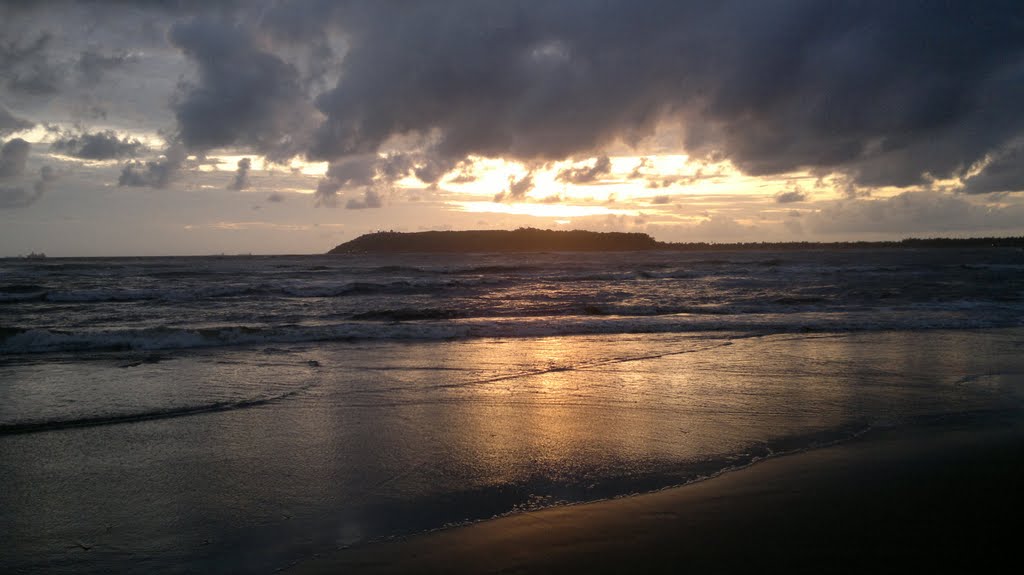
[[0, 384, 316, 436], [427, 340, 736, 391]]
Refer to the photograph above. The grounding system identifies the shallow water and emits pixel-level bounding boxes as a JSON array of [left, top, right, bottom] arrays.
[[2, 249, 1023, 573]]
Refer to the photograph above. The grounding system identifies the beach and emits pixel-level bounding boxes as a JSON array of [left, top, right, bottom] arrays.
[[2, 251, 1023, 573], [6, 1, 1024, 572], [5, 2, 1024, 571], [296, 414, 1024, 574]]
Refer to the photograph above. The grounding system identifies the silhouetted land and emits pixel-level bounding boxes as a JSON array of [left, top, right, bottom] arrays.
[[328, 228, 1024, 254]]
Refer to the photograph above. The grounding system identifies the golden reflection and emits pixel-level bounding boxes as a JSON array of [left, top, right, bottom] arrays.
[[298, 331, 1013, 497], [426, 335, 731, 485]]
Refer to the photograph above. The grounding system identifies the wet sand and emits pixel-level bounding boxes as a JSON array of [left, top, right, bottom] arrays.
[[294, 416, 1024, 574]]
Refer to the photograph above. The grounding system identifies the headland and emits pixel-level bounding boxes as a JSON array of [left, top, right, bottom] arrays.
[[327, 228, 1024, 254]]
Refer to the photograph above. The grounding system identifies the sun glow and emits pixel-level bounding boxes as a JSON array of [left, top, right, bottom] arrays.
[[205, 155, 328, 177], [452, 201, 639, 218]]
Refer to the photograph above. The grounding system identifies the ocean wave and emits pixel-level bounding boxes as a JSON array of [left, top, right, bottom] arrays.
[[447, 264, 547, 275], [351, 308, 462, 321], [0, 387, 308, 435], [368, 265, 428, 274], [12, 279, 494, 303], [1, 310, 1017, 355], [0, 291, 47, 303], [0, 284, 47, 293], [549, 271, 641, 282]]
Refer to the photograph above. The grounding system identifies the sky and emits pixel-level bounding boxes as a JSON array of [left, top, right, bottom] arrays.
[[2, 0, 1024, 256]]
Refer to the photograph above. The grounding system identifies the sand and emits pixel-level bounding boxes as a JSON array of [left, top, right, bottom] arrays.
[[293, 415, 1024, 574]]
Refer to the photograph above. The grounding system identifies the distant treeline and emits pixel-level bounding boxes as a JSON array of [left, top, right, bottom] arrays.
[[328, 228, 1024, 254]]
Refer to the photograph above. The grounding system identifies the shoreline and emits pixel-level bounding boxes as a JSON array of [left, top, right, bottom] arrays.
[[293, 413, 1024, 574]]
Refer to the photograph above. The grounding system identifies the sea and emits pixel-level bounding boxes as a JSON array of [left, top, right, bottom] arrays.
[[2, 247, 1024, 573]]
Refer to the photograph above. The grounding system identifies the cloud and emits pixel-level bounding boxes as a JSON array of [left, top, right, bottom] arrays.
[[650, 195, 672, 205], [774, 190, 807, 203], [961, 143, 1024, 194], [311, 152, 451, 207], [0, 137, 30, 178], [345, 188, 382, 210], [118, 145, 186, 188], [804, 191, 1024, 235], [299, 1, 1024, 194], [6, 1, 1024, 209], [0, 137, 54, 208], [446, 161, 479, 184], [313, 154, 379, 206], [0, 183, 41, 208], [266, 191, 285, 203], [448, 172, 476, 184], [0, 31, 62, 95], [377, 153, 415, 182], [229, 157, 251, 190], [629, 157, 652, 179], [77, 49, 136, 86], [313, 177, 341, 207], [0, 165, 55, 209], [493, 172, 534, 202], [50, 129, 145, 160], [0, 105, 32, 136], [168, 16, 318, 161], [556, 155, 612, 184]]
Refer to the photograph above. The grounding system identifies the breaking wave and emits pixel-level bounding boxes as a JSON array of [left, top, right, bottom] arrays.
[[2, 309, 1017, 354]]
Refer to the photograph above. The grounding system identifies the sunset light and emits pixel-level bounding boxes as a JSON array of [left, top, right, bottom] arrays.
[[2, 3, 1023, 574]]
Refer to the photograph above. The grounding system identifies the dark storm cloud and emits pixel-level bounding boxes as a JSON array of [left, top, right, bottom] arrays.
[[0, 31, 62, 95], [493, 172, 534, 203], [312, 155, 376, 207], [50, 130, 145, 160], [556, 155, 611, 184], [448, 167, 477, 184], [298, 0, 1024, 192], [0, 165, 55, 209], [311, 153, 423, 207], [0, 137, 30, 178], [118, 145, 185, 188], [961, 144, 1024, 195], [313, 177, 341, 207], [6, 1, 1024, 197], [775, 190, 807, 204], [168, 16, 317, 161], [77, 49, 137, 86], [229, 157, 251, 190], [376, 154, 414, 181], [345, 188, 382, 209], [0, 104, 32, 136]]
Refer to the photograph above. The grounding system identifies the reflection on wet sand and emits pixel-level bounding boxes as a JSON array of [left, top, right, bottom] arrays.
[[2, 329, 1022, 574]]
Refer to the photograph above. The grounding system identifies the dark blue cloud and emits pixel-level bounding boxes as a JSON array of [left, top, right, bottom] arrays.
[[4, 0, 1024, 193]]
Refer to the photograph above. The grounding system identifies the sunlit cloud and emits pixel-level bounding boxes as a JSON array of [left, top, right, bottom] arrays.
[[452, 201, 640, 219], [3, 2, 1024, 254]]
